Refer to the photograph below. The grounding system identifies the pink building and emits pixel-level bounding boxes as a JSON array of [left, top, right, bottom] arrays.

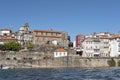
[[76, 34, 85, 47]]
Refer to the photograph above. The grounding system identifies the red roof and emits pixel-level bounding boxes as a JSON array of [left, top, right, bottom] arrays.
[[33, 30, 61, 34], [0, 36, 17, 41], [76, 34, 83, 36], [54, 48, 67, 52], [34, 35, 61, 38]]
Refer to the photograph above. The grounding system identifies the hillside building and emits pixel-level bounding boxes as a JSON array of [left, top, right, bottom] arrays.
[[0, 28, 17, 44], [32, 29, 69, 48], [15, 23, 32, 48]]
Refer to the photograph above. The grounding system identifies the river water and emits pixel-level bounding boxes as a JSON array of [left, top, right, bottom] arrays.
[[0, 67, 120, 80]]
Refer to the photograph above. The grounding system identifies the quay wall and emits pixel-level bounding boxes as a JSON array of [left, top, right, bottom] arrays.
[[0, 52, 120, 68]]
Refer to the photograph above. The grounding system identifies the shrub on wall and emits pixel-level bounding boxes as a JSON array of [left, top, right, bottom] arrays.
[[107, 58, 116, 67], [117, 60, 120, 67], [3, 41, 21, 51]]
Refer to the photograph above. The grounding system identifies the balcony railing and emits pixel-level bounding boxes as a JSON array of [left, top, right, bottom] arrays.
[[93, 47, 100, 49]]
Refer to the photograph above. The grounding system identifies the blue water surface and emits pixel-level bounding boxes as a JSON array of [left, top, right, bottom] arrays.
[[0, 67, 120, 80]]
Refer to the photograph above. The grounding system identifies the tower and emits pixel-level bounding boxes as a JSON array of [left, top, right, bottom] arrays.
[[24, 23, 29, 33]]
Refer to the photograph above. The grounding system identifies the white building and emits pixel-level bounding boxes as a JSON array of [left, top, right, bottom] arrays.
[[15, 23, 32, 47], [0, 28, 12, 36], [109, 36, 120, 57], [73, 41, 76, 48], [0, 28, 17, 44], [83, 38, 101, 57], [54, 48, 68, 57]]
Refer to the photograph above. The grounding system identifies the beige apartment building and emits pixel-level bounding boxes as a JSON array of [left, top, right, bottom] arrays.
[[100, 37, 110, 57]]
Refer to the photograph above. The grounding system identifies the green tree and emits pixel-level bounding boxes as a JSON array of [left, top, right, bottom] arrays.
[[26, 41, 34, 50], [117, 60, 120, 67], [3, 41, 21, 51]]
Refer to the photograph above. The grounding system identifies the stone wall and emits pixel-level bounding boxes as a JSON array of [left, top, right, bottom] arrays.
[[0, 52, 120, 68]]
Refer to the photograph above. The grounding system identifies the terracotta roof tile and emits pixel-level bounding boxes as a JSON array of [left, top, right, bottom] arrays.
[[54, 48, 67, 52], [0, 36, 17, 40], [76, 34, 83, 36], [33, 30, 61, 33], [34, 35, 61, 38]]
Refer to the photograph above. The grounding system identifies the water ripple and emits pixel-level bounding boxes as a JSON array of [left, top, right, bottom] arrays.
[[0, 68, 120, 80]]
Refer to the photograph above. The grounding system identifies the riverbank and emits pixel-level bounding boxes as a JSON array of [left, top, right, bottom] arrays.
[[0, 53, 120, 69]]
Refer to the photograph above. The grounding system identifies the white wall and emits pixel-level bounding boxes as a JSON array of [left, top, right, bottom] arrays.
[[109, 38, 120, 57], [54, 52, 67, 57], [0, 30, 10, 36], [73, 41, 76, 48]]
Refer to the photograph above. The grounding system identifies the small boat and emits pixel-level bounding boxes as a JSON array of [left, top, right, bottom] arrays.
[[1, 66, 10, 69]]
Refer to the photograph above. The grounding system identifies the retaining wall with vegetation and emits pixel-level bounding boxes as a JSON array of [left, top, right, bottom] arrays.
[[0, 52, 120, 68]]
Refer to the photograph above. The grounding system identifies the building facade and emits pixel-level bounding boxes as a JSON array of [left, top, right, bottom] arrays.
[[15, 23, 32, 48], [0, 28, 17, 44], [82, 32, 113, 57], [83, 38, 101, 57], [109, 36, 120, 57], [100, 37, 110, 57], [76, 34, 85, 47], [54, 48, 67, 57], [32, 29, 69, 48]]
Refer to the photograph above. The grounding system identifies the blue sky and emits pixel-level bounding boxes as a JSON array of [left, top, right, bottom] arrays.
[[0, 0, 120, 41]]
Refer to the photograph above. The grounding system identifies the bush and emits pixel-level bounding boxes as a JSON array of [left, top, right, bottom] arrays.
[[107, 58, 116, 67], [3, 41, 21, 51], [117, 60, 120, 67]]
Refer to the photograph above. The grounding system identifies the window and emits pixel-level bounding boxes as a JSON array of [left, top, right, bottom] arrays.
[[64, 52, 65, 55], [91, 46, 92, 49], [6, 58, 10, 60], [56, 53, 57, 56], [13, 57, 17, 60], [59, 53, 61, 56]]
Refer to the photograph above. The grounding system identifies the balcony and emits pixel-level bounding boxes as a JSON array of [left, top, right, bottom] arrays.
[[104, 46, 109, 48], [93, 46, 100, 50]]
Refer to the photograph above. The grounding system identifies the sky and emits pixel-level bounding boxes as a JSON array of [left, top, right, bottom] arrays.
[[0, 0, 120, 41]]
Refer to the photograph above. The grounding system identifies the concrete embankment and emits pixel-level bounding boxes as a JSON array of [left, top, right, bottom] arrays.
[[0, 53, 120, 68]]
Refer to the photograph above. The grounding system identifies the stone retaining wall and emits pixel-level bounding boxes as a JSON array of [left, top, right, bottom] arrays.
[[0, 53, 120, 68]]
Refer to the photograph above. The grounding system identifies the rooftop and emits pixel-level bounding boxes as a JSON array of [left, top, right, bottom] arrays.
[[54, 48, 67, 52], [33, 30, 61, 33]]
